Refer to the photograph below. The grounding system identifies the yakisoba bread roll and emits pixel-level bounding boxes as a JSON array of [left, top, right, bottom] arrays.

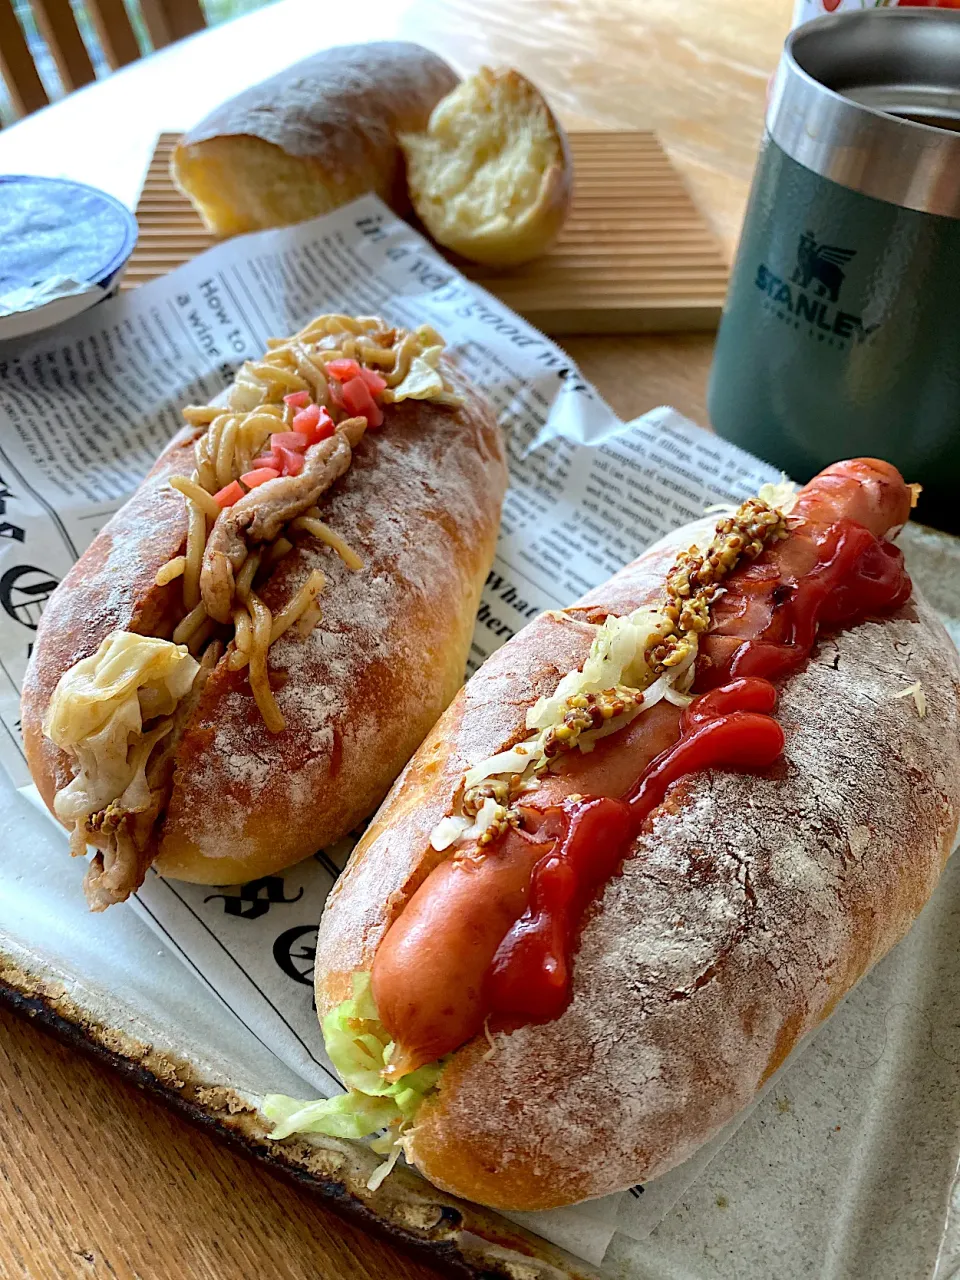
[[264, 459, 960, 1211], [21, 314, 507, 909]]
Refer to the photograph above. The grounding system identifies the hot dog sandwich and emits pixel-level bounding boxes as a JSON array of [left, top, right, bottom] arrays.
[[22, 314, 507, 909], [266, 458, 960, 1209]]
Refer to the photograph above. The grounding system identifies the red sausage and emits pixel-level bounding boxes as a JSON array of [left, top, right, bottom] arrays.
[[528, 698, 683, 810], [373, 708, 686, 1064], [701, 459, 912, 680], [790, 458, 912, 539], [371, 459, 914, 1070], [372, 832, 545, 1077]]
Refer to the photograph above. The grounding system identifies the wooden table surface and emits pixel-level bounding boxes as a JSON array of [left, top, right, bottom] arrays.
[[0, 1, 792, 1275]]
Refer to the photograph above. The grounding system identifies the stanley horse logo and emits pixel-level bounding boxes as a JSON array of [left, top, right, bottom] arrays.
[[754, 229, 877, 347], [790, 232, 855, 305]]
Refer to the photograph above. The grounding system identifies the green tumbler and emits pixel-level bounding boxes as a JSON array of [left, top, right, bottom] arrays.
[[708, 9, 960, 531]]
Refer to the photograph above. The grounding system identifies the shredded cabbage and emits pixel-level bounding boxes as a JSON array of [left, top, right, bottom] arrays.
[[450, 604, 684, 797], [324, 972, 442, 1101], [428, 603, 699, 850], [430, 813, 472, 851], [43, 630, 199, 824], [758, 476, 798, 515], [707, 477, 797, 522], [526, 606, 669, 733], [390, 347, 446, 402], [464, 744, 534, 788], [430, 484, 796, 854], [470, 796, 501, 836], [263, 1091, 398, 1141], [366, 1132, 405, 1190], [264, 973, 442, 1184]]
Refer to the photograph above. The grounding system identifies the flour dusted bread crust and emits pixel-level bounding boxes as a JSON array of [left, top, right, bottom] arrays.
[[313, 516, 960, 1211], [21, 361, 506, 889], [171, 44, 459, 236]]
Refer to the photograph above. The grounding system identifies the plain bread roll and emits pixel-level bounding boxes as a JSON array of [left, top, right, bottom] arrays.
[[171, 43, 459, 236], [400, 67, 573, 268]]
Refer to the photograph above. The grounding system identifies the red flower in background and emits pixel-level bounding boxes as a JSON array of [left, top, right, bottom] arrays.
[[822, 0, 842, 9]]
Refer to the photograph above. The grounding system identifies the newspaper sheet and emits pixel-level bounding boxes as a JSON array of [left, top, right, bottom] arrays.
[[0, 196, 784, 1264]]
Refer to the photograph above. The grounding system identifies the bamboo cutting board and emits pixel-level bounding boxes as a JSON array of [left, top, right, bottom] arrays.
[[128, 132, 729, 335]]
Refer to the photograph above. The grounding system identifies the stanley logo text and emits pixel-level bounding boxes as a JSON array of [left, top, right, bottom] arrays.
[[755, 232, 880, 346]]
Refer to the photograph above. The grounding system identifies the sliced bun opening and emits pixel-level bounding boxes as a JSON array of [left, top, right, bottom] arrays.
[[401, 67, 571, 268]]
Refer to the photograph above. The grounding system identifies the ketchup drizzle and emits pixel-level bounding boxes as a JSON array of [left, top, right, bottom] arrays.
[[486, 519, 912, 1024]]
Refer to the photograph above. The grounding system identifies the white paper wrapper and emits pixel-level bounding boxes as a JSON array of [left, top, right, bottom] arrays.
[[0, 196, 958, 1273]]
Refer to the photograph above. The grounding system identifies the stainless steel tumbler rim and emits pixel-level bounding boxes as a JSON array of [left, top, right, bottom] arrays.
[[768, 9, 960, 219]]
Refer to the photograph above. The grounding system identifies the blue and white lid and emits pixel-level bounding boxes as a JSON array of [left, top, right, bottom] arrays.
[[0, 174, 138, 343]]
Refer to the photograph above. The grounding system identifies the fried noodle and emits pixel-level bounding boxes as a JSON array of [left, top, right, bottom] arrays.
[[156, 314, 461, 732]]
